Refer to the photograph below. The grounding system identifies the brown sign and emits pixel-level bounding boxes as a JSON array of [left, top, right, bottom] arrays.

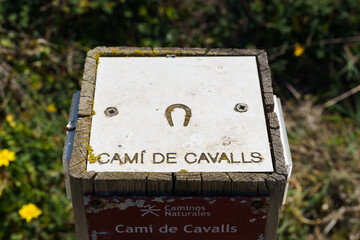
[[84, 196, 269, 240]]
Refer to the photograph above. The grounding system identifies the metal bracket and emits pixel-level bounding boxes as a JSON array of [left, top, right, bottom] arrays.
[[273, 95, 293, 205], [62, 91, 80, 199]]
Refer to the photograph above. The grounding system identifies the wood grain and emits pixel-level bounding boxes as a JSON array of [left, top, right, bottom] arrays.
[[207, 48, 261, 56], [174, 172, 202, 195], [256, 51, 274, 113], [94, 172, 147, 195], [147, 173, 173, 195], [228, 173, 269, 196], [264, 173, 286, 240], [201, 172, 231, 195], [69, 47, 288, 240]]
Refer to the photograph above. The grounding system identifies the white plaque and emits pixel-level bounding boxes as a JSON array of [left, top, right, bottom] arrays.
[[86, 56, 274, 172]]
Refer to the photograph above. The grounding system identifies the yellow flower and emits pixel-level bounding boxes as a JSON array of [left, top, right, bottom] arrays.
[[47, 104, 57, 113], [18, 203, 42, 222], [5, 114, 16, 128], [0, 149, 15, 167], [294, 43, 305, 57]]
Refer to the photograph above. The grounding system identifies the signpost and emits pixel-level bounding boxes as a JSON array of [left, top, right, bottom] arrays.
[[65, 47, 291, 240], [85, 196, 269, 240]]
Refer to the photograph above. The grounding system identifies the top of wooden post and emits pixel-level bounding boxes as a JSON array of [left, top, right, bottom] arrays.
[[70, 47, 287, 197]]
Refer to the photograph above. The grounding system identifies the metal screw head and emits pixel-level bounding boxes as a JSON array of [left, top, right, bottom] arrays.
[[104, 107, 118, 117], [66, 120, 77, 131], [234, 103, 248, 112]]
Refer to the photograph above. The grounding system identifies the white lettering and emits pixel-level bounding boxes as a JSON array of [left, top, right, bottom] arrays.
[[184, 224, 193, 233], [115, 224, 124, 233]]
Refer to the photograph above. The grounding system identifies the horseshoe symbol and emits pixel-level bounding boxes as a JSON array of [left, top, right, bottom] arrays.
[[165, 104, 192, 127]]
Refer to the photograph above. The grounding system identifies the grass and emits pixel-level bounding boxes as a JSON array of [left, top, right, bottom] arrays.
[[279, 98, 360, 239], [0, 1, 359, 237], [1, 55, 359, 239]]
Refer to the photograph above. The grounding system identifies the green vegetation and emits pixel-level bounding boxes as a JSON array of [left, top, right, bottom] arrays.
[[0, 0, 359, 239]]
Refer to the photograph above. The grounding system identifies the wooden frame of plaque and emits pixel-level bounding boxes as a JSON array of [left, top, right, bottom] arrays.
[[69, 47, 288, 240]]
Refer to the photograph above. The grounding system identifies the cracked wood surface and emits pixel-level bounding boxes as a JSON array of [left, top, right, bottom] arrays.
[[69, 47, 288, 240]]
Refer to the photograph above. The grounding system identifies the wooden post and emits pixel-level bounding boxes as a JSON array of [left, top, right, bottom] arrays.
[[68, 47, 288, 240]]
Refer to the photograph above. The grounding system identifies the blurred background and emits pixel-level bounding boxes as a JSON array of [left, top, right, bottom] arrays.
[[0, 0, 359, 239]]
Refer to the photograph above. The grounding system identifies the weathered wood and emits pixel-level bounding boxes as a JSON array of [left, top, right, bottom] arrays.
[[228, 173, 256, 196], [82, 57, 96, 82], [151, 47, 208, 56], [257, 51, 270, 71], [147, 173, 173, 195], [201, 172, 231, 195], [174, 172, 202, 195], [78, 81, 94, 117], [264, 173, 286, 240], [269, 128, 288, 176], [69, 117, 91, 168], [78, 56, 97, 116], [69, 171, 95, 240], [69, 115, 93, 239], [180, 48, 207, 55], [256, 52, 274, 113], [69, 115, 94, 239], [152, 47, 183, 55], [69, 177, 88, 240], [268, 112, 280, 129], [89, 46, 154, 57], [228, 173, 270, 196], [267, 112, 287, 177], [257, 173, 270, 196], [69, 47, 289, 240], [94, 172, 147, 195], [207, 48, 261, 56]]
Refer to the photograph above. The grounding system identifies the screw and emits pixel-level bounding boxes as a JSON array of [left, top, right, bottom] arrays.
[[66, 120, 76, 131], [234, 103, 248, 112], [104, 107, 118, 117]]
